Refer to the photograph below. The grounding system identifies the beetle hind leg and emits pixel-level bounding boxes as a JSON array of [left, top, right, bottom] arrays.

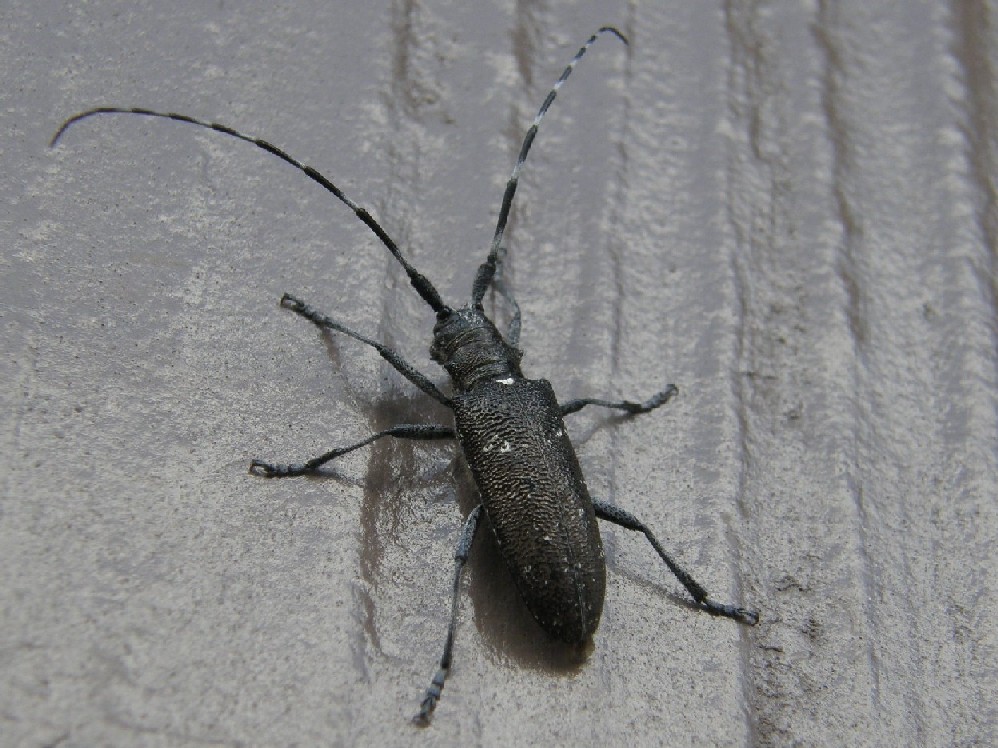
[[593, 499, 759, 625], [414, 505, 483, 726]]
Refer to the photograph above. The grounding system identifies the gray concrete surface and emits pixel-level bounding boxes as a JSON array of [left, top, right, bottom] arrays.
[[3, 1, 996, 745]]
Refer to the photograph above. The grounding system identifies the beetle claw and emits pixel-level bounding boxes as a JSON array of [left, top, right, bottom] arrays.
[[248, 460, 280, 477]]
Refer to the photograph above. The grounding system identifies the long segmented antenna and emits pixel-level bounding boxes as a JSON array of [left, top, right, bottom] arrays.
[[50, 107, 451, 316], [471, 26, 628, 307]]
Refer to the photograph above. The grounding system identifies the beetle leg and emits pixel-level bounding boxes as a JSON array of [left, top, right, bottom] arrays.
[[414, 504, 483, 726], [250, 424, 454, 477], [592, 499, 759, 625], [491, 245, 521, 346], [559, 384, 678, 417], [279, 293, 452, 406]]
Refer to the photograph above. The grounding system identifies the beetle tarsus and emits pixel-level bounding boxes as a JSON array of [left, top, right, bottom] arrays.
[[413, 668, 447, 726]]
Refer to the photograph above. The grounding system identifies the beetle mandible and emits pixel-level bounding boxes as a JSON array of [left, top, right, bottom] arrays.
[[52, 26, 759, 725]]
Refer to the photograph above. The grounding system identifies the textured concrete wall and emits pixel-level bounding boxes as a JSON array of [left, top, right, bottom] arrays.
[[3, 1, 995, 745]]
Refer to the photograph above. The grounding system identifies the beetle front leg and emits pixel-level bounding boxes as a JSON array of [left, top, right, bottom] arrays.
[[414, 504, 483, 726], [560, 384, 678, 417], [250, 424, 454, 477], [280, 293, 452, 407], [593, 499, 759, 625], [491, 245, 521, 346]]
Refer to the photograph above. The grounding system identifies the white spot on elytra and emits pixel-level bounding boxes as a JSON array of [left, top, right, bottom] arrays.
[[496, 377, 514, 385]]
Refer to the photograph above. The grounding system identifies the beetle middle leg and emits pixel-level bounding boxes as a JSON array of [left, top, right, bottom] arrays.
[[251, 292, 456, 477], [559, 384, 678, 417], [250, 423, 455, 477], [593, 499, 759, 625]]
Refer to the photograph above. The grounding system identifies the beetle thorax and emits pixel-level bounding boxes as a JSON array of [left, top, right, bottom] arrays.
[[430, 307, 523, 392]]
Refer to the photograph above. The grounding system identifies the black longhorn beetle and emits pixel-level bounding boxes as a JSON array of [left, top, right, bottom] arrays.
[[52, 26, 758, 724]]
